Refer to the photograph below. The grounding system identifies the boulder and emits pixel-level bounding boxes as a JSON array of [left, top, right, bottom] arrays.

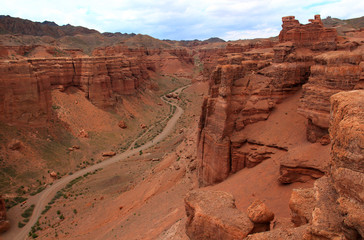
[[78, 129, 89, 138], [8, 139, 22, 150], [118, 120, 127, 129], [50, 171, 57, 178], [247, 200, 275, 223], [247, 200, 275, 233], [102, 151, 116, 157], [185, 190, 254, 240]]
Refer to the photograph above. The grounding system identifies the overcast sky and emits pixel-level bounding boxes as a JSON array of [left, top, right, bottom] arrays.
[[2, 0, 363, 40]]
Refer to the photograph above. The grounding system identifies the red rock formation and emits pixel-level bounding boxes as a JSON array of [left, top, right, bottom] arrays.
[[282, 90, 364, 239], [328, 90, 364, 238], [102, 151, 116, 157], [197, 15, 362, 186], [0, 55, 151, 125], [298, 47, 364, 142], [288, 188, 315, 226], [245, 225, 308, 240], [0, 196, 10, 233], [279, 15, 337, 50], [244, 90, 364, 239], [185, 190, 254, 240], [197, 46, 312, 186]]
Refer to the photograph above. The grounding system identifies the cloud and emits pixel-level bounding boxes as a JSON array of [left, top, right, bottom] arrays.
[[223, 28, 281, 41], [1, 0, 363, 40]]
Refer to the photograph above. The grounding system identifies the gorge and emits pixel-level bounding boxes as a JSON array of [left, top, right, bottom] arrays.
[[0, 14, 363, 240]]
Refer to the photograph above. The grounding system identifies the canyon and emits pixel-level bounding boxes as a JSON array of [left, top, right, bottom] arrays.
[[0, 14, 363, 240]]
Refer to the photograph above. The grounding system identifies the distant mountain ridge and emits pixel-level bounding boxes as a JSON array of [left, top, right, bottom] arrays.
[[322, 16, 364, 35], [0, 15, 100, 37]]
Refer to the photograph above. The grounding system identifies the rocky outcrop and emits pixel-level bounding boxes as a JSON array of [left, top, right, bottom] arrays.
[[279, 15, 337, 51], [197, 15, 361, 187], [245, 225, 308, 240], [102, 151, 116, 157], [0, 55, 151, 125], [245, 90, 364, 239], [184, 190, 254, 240], [278, 90, 364, 239], [278, 144, 329, 184], [298, 47, 364, 142], [197, 35, 313, 187], [0, 196, 10, 233], [289, 188, 316, 227], [328, 90, 364, 238]]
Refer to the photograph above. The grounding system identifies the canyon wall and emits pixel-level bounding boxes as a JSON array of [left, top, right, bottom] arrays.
[[197, 15, 363, 186], [187, 90, 364, 240], [0, 56, 150, 125], [254, 90, 364, 239], [0, 47, 193, 125], [298, 47, 364, 142]]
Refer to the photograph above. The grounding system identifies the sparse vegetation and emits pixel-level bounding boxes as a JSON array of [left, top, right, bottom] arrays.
[[5, 196, 27, 209], [18, 221, 26, 228], [41, 205, 51, 215], [51, 105, 60, 110], [30, 185, 46, 196], [21, 204, 35, 218]]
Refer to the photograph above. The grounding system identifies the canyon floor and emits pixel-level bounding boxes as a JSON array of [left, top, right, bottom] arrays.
[[5, 84, 326, 240], [2, 81, 209, 240]]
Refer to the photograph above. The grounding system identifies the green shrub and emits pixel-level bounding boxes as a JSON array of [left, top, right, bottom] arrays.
[[21, 205, 35, 218], [41, 205, 51, 215], [18, 222, 25, 228]]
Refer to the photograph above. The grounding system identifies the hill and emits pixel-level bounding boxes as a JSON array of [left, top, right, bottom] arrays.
[[322, 16, 364, 35]]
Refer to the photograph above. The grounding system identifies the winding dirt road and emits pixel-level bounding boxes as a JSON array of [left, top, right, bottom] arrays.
[[2, 85, 188, 240]]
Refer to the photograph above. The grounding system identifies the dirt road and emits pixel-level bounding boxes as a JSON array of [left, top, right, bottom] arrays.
[[2, 85, 188, 240]]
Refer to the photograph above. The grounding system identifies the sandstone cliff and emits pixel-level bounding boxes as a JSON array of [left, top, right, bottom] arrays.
[[279, 15, 337, 51], [0, 56, 150, 124], [197, 15, 363, 186], [250, 90, 364, 239], [298, 46, 364, 142], [197, 16, 333, 186], [187, 90, 364, 240]]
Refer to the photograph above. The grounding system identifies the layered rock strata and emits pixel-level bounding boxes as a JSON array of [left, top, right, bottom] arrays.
[[279, 15, 337, 50], [197, 18, 321, 186], [298, 47, 364, 142], [197, 15, 363, 186], [285, 90, 364, 239], [189, 91, 363, 239], [0, 56, 150, 125]]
